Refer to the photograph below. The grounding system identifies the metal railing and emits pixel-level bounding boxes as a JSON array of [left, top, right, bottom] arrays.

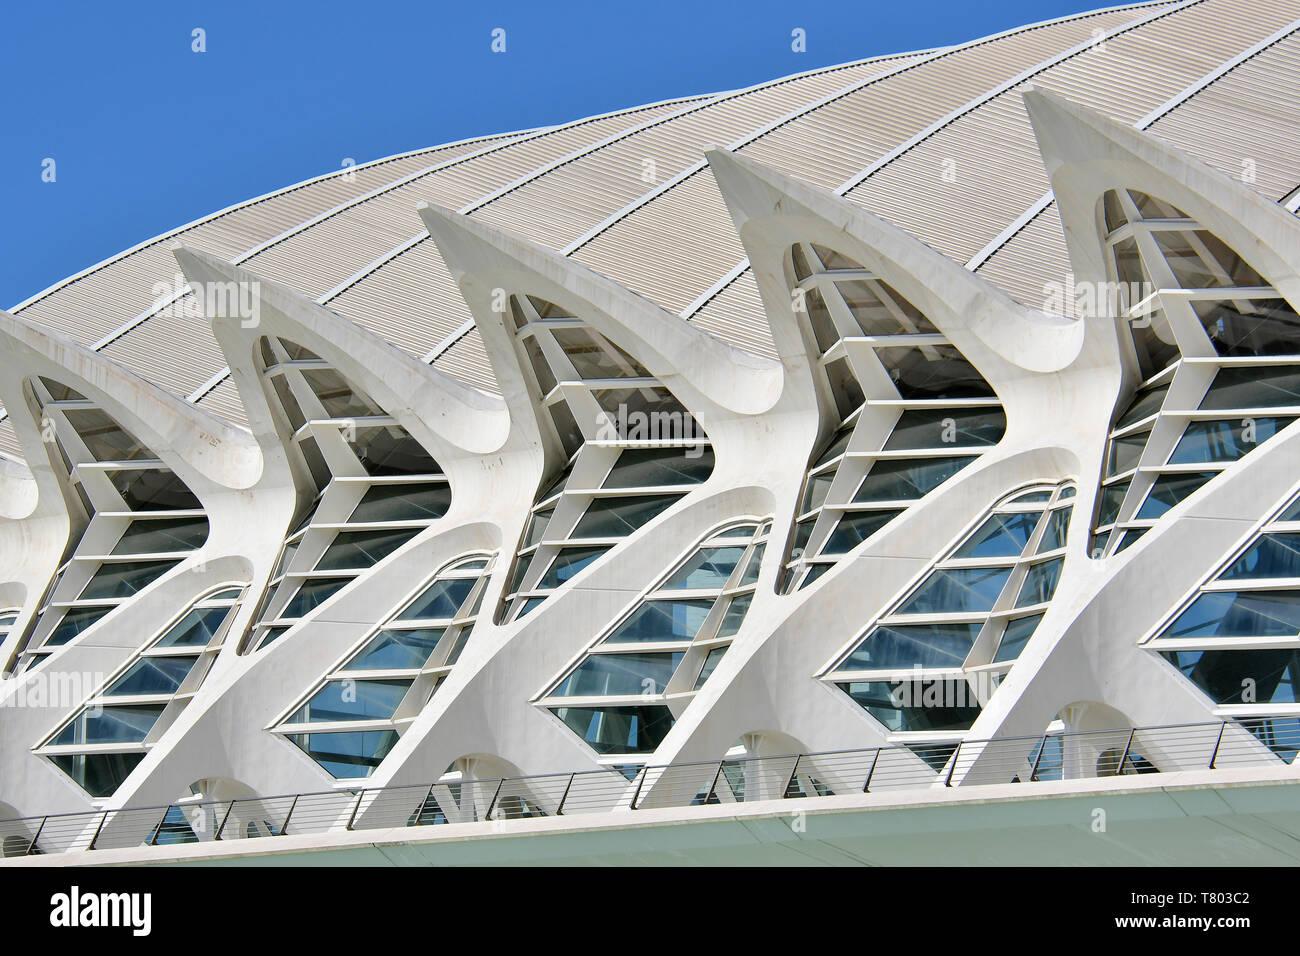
[[2, 716, 1296, 859]]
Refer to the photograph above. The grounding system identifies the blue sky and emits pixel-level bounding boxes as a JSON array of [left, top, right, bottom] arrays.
[[1, 0, 1104, 308]]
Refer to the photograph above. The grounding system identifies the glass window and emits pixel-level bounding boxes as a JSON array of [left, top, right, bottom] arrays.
[[314, 528, 419, 571], [48, 753, 145, 798], [104, 656, 200, 697], [837, 680, 980, 732], [351, 425, 441, 476], [853, 457, 976, 503], [1037, 507, 1072, 553], [521, 335, 557, 395], [811, 244, 866, 271], [570, 493, 681, 539], [693, 647, 729, 690], [1158, 590, 1300, 640], [397, 578, 474, 621], [877, 346, 995, 400], [300, 368, 382, 419], [1162, 649, 1299, 705], [289, 679, 411, 723], [344, 628, 445, 671], [604, 600, 714, 643], [897, 566, 1013, 615], [1128, 190, 1188, 220], [1116, 386, 1168, 428], [46, 606, 111, 646], [663, 546, 748, 590], [601, 447, 714, 488], [1107, 430, 1149, 476], [1219, 534, 1300, 580], [109, 517, 209, 555], [1151, 230, 1265, 289], [538, 546, 609, 589], [1192, 299, 1300, 358], [288, 730, 399, 778], [550, 328, 650, 379], [716, 593, 753, 638], [547, 400, 585, 457], [993, 614, 1043, 663], [52, 705, 165, 746], [954, 512, 1041, 559], [1015, 558, 1064, 608], [60, 408, 152, 462], [282, 577, 351, 618], [1135, 473, 1214, 520], [1095, 480, 1129, 527], [840, 623, 982, 671], [813, 425, 854, 466], [553, 652, 683, 697], [882, 408, 1005, 451], [109, 468, 202, 511], [1199, 366, 1300, 411], [153, 606, 232, 650], [79, 559, 177, 601], [839, 279, 938, 336], [1168, 417, 1292, 464], [822, 510, 901, 555], [804, 287, 840, 353], [824, 358, 865, 419], [347, 483, 450, 523], [549, 705, 675, 755]]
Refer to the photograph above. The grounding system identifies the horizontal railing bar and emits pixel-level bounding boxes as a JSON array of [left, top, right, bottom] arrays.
[[4, 717, 1298, 858]]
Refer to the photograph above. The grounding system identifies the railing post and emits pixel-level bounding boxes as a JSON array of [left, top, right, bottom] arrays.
[[413, 783, 438, 826], [862, 748, 882, 793], [87, 810, 111, 851], [629, 766, 649, 810], [484, 778, 506, 821], [943, 742, 963, 787], [556, 773, 576, 816], [345, 790, 366, 831], [145, 806, 173, 846], [1027, 734, 1050, 782], [25, 816, 46, 856], [280, 794, 300, 835], [215, 800, 237, 841], [1209, 720, 1228, 769], [1115, 728, 1137, 777], [703, 761, 726, 805], [782, 755, 802, 799]]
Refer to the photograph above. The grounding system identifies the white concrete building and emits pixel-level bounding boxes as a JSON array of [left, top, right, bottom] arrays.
[[3, 0, 1300, 864]]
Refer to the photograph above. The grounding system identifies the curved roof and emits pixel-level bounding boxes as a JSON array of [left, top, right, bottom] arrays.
[[4, 0, 1299, 458]]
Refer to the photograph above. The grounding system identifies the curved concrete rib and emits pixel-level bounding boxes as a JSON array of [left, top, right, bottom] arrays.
[[101, 248, 533, 810], [327, 201, 814, 797], [946, 90, 1300, 778], [631, 148, 1188, 782], [1024, 87, 1300, 308], [0, 310, 274, 816], [417, 201, 784, 421]]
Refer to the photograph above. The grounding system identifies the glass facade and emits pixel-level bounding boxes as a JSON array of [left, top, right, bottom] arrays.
[[540, 521, 771, 759], [779, 243, 1004, 592], [497, 295, 713, 623], [15, 378, 210, 670], [827, 483, 1075, 735], [1090, 189, 1299, 557], [244, 338, 449, 651], [39, 587, 242, 797], [275, 555, 494, 778]]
